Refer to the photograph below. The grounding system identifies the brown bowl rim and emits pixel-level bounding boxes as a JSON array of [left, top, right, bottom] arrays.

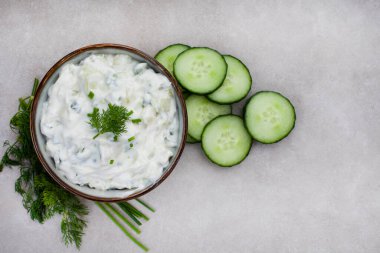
[[30, 43, 187, 202]]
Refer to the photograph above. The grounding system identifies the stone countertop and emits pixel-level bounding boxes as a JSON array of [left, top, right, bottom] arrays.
[[1, 1, 380, 252]]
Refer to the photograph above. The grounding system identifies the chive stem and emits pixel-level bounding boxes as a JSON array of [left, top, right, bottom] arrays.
[[96, 202, 148, 251], [119, 203, 143, 219], [123, 202, 149, 221], [117, 203, 142, 225], [136, 199, 155, 213], [32, 78, 39, 95], [104, 203, 141, 234]]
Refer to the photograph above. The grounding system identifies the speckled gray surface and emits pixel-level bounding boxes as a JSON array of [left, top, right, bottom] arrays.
[[1, 1, 380, 252]]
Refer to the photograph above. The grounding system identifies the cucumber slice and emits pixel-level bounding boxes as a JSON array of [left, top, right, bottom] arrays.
[[208, 55, 252, 104], [155, 44, 190, 75], [186, 134, 198, 143], [174, 47, 227, 94], [202, 115, 252, 167], [244, 91, 296, 144], [186, 95, 231, 141]]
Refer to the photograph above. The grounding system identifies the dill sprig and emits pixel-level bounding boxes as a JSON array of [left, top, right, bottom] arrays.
[[88, 104, 133, 141], [0, 79, 88, 249]]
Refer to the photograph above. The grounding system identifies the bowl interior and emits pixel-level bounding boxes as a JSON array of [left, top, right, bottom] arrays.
[[33, 46, 186, 201]]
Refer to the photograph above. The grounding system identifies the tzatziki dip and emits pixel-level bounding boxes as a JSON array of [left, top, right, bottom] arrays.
[[41, 54, 179, 191]]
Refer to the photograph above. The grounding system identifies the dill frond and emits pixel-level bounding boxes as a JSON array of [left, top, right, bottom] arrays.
[[88, 103, 133, 141]]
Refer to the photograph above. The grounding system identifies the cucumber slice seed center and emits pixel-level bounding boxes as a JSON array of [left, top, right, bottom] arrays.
[[196, 106, 216, 122], [190, 60, 212, 78], [262, 106, 279, 124], [217, 129, 238, 150]]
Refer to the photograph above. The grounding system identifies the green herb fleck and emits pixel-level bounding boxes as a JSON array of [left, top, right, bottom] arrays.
[[88, 91, 94, 99], [87, 104, 133, 141], [109, 160, 114, 165], [132, 118, 141, 124], [128, 136, 135, 142], [130, 143, 133, 148]]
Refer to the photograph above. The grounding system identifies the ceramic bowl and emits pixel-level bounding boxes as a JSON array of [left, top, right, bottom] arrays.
[[30, 44, 187, 202]]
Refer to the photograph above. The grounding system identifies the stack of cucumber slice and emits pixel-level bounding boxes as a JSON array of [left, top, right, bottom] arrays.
[[155, 44, 296, 167]]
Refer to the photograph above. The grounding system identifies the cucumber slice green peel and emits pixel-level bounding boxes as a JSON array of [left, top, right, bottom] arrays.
[[186, 95, 231, 141], [182, 91, 191, 100], [208, 55, 252, 104], [174, 47, 227, 94], [201, 115, 252, 167], [186, 134, 198, 143], [154, 43, 190, 75], [244, 91, 296, 144]]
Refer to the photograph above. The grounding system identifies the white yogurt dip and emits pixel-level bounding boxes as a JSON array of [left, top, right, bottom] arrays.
[[41, 54, 179, 191]]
